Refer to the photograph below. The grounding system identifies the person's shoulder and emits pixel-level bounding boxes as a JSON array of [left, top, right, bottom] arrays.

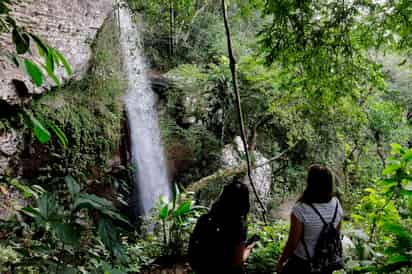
[[292, 201, 303, 211], [331, 196, 344, 217], [292, 201, 307, 221], [331, 196, 342, 206]]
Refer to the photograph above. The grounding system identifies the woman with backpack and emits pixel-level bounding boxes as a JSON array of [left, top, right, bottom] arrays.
[[188, 178, 256, 274], [276, 164, 344, 274]]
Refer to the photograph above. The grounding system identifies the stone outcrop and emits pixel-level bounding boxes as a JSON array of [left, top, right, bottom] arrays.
[[221, 136, 272, 202], [0, 0, 115, 175], [0, 0, 114, 105]]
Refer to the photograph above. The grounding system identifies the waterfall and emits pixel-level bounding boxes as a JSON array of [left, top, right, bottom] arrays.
[[118, 7, 171, 217]]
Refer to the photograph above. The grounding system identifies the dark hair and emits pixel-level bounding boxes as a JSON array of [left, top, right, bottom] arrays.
[[299, 164, 334, 204], [210, 178, 250, 219]]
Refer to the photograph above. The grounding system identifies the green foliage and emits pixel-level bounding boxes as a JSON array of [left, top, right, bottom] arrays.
[[0, 11, 129, 274], [125, 188, 207, 272], [0, 245, 21, 273], [1, 176, 130, 273], [350, 144, 412, 273], [246, 221, 288, 274], [1, 0, 72, 147], [156, 185, 206, 257], [29, 14, 126, 180], [25, 111, 51, 144], [8, 25, 72, 87]]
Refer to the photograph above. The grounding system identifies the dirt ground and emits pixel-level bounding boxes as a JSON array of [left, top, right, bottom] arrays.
[[272, 195, 298, 221]]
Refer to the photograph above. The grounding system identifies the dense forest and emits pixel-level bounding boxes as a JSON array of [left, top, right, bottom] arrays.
[[0, 0, 411, 273]]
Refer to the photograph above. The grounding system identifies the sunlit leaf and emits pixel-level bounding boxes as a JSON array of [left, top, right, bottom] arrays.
[[159, 204, 169, 220], [391, 144, 405, 155], [174, 200, 192, 217], [24, 59, 43, 87], [27, 113, 51, 144], [383, 162, 401, 175]]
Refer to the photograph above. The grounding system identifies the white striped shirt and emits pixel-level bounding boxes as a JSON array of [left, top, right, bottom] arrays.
[[292, 197, 343, 259]]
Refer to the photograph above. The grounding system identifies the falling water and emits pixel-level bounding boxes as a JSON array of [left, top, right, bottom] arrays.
[[118, 7, 171, 216]]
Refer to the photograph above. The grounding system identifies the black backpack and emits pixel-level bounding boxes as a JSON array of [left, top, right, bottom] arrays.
[[302, 201, 344, 273], [188, 213, 217, 272]]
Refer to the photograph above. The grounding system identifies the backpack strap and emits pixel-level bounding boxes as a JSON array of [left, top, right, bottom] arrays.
[[309, 199, 339, 225], [308, 204, 327, 225]]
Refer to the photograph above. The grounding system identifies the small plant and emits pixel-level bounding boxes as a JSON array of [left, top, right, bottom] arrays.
[[157, 184, 207, 257]]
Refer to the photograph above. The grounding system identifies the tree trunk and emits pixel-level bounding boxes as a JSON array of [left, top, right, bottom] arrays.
[[221, 0, 267, 223], [374, 131, 386, 168]]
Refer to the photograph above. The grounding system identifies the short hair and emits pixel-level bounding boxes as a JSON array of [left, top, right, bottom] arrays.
[[299, 164, 334, 204]]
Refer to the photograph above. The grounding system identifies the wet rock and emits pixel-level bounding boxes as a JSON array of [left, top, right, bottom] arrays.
[[0, 155, 9, 175], [0, 185, 27, 221], [0, 130, 20, 156], [0, 129, 21, 175], [0, 0, 114, 105]]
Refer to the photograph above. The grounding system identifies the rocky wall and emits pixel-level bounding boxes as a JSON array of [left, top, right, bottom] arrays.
[[0, 0, 114, 105], [0, 0, 115, 175]]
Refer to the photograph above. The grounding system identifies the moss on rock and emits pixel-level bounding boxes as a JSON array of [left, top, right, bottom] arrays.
[[26, 13, 127, 181]]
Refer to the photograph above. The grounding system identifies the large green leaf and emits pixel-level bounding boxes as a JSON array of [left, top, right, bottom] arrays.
[[159, 204, 169, 220], [46, 50, 55, 71], [391, 144, 405, 155], [24, 58, 43, 87], [12, 28, 30, 54], [37, 193, 59, 221], [383, 161, 402, 175], [386, 254, 410, 265], [74, 193, 113, 210], [402, 149, 412, 162], [98, 218, 128, 264], [174, 200, 192, 217], [74, 194, 129, 224], [53, 223, 81, 246], [27, 113, 51, 144], [64, 176, 80, 198]]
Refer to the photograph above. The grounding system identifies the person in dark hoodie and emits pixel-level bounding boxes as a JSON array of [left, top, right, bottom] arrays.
[[188, 178, 256, 274]]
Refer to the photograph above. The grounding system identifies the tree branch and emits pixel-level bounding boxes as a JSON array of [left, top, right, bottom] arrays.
[[189, 148, 289, 199]]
